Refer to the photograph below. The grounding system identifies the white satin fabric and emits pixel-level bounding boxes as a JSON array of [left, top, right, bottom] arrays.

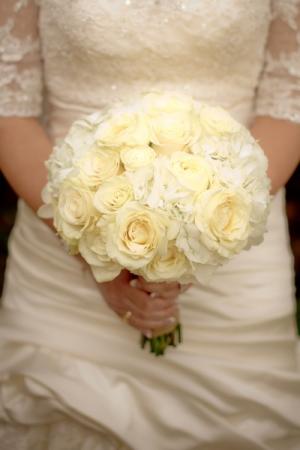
[[0, 1, 300, 449], [0, 192, 299, 449]]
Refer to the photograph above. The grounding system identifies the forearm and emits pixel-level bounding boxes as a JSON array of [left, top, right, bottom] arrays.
[[250, 116, 300, 194], [0, 117, 52, 212]]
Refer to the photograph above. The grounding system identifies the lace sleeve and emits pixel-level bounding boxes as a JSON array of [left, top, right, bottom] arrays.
[[255, 0, 300, 123], [0, 0, 43, 117]]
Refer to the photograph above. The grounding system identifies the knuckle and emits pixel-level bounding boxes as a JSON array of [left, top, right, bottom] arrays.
[[139, 311, 149, 321]]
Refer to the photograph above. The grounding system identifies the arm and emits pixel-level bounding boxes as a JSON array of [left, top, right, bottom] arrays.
[[0, 122, 179, 337], [250, 117, 300, 194], [251, 1, 300, 194], [0, 116, 179, 335], [0, 0, 48, 212], [0, 117, 52, 213], [0, 0, 178, 336]]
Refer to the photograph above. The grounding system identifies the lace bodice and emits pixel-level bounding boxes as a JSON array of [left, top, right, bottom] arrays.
[[1, 1, 300, 138]]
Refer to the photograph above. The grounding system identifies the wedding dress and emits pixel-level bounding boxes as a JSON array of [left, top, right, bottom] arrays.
[[0, 1, 300, 449]]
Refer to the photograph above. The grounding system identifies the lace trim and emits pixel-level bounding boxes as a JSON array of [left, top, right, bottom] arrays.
[[264, 48, 300, 78], [0, 0, 42, 116], [0, 64, 42, 116], [255, 1, 300, 124], [14, 0, 31, 14], [255, 71, 300, 124], [273, 0, 300, 30], [255, 104, 300, 124], [0, 20, 40, 63]]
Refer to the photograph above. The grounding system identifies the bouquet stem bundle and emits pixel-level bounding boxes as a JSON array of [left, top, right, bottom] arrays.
[[141, 323, 182, 356]]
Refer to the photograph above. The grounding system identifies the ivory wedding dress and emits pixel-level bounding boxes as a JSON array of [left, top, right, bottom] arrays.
[[0, 1, 300, 449]]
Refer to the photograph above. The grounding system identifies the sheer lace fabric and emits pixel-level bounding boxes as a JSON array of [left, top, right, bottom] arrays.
[[255, 0, 300, 122], [0, 0, 42, 116]]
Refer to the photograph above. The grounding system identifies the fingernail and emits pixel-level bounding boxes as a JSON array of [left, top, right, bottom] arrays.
[[168, 316, 176, 324], [145, 330, 152, 339], [150, 292, 158, 299], [130, 279, 138, 288]]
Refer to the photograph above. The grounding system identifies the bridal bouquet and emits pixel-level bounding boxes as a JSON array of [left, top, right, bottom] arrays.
[[39, 92, 270, 355]]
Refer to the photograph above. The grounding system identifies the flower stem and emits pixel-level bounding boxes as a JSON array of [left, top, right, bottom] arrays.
[[140, 323, 182, 356]]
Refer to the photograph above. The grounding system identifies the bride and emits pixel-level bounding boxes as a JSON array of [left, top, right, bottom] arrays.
[[0, 1, 300, 449]]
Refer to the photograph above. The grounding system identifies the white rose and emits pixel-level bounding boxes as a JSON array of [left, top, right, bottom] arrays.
[[144, 92, 200, 155], [78, 145, 121, 189], [96, 110, 150, 147], [169, 152, 214, 192], [195, 188, 251, 258], [199, 105, 241, 136], [79, 228, 122, 282], [93, 176, 134, 214], [106, 202, 172, 270], [55, 180, 96, 241], [139, 243, 189, 282], [120, 145, 156, 171], [52, 207, 79, 253]]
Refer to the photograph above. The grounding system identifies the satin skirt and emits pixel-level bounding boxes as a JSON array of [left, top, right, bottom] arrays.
[[0, 190, 299, 450]]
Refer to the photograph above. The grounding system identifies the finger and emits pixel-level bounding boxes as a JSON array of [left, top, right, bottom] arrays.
[[135, 278, 180, 296], [128, 312, 178, 333], [113, 294, 177, 313], [125, 283, 178, 308], [122, 295, 178, 321], [151, 288, 180, 300], [136, 277, 179, 292], [100, 269, 130, 289], [112, 298, 179, 334], [105, 288, 176, 321], [179, 283, 193, 294], [145, 304, 179, 321], [123, 285, 153, 310], [146, 297, 178, 310]]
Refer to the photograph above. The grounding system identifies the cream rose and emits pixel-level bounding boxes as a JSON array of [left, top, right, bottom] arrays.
[[79, 228, 122, 282], [169, 152, 214, 192], [195, 188, 251, 257], [78, 145, 120, 189], [144, 92, 200, 155], [140, 243, 189, 282], [106, 202, 171, 269], [55, 180, 96, 241], [199, 105, 241, 136], [120, 145, 156, 171], [96, 110, 150, 147], [93, 176, 134, 214]]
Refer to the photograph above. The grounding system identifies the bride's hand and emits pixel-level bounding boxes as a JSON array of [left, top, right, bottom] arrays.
[[97, 270, 179, 337], [134, 276, 192, 299]]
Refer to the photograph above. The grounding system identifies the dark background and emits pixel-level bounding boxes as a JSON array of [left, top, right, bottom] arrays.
[[1, 169, 299, 333]]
